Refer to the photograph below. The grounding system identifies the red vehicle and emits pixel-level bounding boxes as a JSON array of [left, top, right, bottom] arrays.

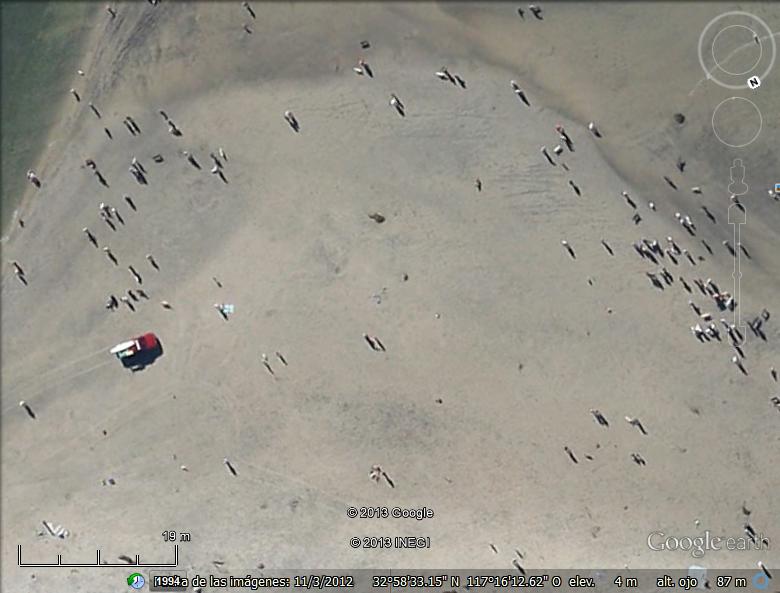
[[110, 333, 161, 369]]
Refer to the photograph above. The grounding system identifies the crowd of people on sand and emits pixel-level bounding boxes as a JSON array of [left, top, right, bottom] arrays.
[[6, 2, 778, 570]]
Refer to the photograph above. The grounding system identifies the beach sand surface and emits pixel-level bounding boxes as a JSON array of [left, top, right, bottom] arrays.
[[2, 3, 778, 590]]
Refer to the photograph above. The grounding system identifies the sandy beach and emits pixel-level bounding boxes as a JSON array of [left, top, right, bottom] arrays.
[[2, 2, 778, 590]]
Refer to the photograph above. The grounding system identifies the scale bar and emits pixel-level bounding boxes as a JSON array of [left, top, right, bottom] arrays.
[[18, 544, 178, 568]]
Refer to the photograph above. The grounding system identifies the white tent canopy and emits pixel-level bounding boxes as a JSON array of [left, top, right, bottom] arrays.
[[109, 340, 135, 355]]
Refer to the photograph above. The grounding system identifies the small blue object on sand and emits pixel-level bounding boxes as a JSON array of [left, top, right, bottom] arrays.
[[223, 304, 235, 314]]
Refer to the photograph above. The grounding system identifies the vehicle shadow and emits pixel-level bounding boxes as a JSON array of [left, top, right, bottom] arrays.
[[123, 341, 164, 372]]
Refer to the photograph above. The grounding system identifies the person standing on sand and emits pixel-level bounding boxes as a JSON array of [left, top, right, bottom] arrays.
[[224, 458, 238, 476], [110, 207, 124, 225], [130, 167, 147, 184], [10, 261, 26, 283], [26, 170, 41, 188], [369, 465, 383, 482], [389, 94, 405, 117], [101, 212, 117, 231], [625, 416, 647, 435], [261, 353, 275, 376], [358, 59, 373, 78], [590, 409, 609, 426], [211, 165, 227, 183], [556, 124, 573, 151], [128, 266, 142, 285], [146, 254, 159, 270], [126, 116, 141, 134], [19, 400, 36, 419], [435, 66, 456, 84], [83, 227, 98, 247], [103, 247, 118, 265], [131, 157, 146, 174], [284, 110, 300, 131], [242, 1, 256, 19], [511, 80, 530, 106], [183, 151, 200, 170], [120, 296, 135, 311], [561, 240, 576, 259]]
